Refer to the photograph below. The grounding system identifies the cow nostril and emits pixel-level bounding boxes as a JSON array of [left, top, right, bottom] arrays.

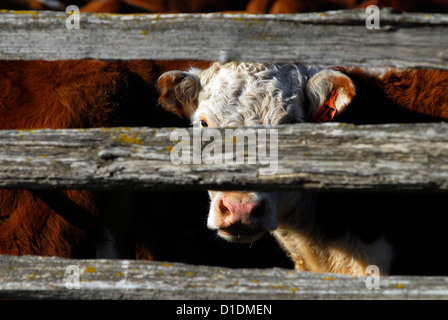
[[219, 199, 230, 215], [251, 201, 266, 219]]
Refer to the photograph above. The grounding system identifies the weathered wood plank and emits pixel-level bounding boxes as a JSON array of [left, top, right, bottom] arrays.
[[0, 255, 447, 300], [0, 9, 447, 69], [1, 123, 448, 192]]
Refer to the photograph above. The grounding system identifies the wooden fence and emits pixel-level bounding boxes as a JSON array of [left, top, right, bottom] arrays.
[[1, 8, 448, 300], [3, 254, 448, 300], [1, 8, 447, 69], [2, 123, 448, 192]]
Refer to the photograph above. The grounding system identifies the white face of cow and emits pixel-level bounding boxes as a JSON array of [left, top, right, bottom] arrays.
[[158, 62, 355, 243]]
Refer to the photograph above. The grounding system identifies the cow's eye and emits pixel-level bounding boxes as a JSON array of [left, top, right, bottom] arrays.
[[200, 120, 208, 127]]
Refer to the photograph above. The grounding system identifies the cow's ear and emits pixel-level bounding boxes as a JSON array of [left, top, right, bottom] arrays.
[[305, 70, 356, 122], [157, 69, 201, 117]]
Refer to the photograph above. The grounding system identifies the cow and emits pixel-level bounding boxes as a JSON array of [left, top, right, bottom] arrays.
[[0, 59, 215, 260], [157, 61, 448, 275], [0, 58, 292, 268], [0, 59, 158, 259]]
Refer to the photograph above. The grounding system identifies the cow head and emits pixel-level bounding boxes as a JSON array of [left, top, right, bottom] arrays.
[[157, 62, 355, 243]]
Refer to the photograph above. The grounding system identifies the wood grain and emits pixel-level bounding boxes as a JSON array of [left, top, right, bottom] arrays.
[[1, 123, 448, 192], [0, 9, 447, 69], [1, 255, 447, 299]]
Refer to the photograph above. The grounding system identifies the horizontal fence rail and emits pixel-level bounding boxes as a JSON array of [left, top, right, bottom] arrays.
[[0, 9, 447, 69], [1, 122, 448, 192], [1, 255, 448, 300]]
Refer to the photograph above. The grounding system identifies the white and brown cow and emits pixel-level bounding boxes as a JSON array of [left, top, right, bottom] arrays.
[[158, 62, 448, 276]]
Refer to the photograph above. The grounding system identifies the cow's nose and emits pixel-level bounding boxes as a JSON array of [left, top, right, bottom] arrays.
[[219, 198, 265, 227]]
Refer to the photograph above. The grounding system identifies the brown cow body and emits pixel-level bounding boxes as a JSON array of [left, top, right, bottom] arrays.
[[0, 60, 156, 258]]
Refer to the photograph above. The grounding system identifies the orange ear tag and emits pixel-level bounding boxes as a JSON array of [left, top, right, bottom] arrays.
[[312, 90, 338, 123]]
